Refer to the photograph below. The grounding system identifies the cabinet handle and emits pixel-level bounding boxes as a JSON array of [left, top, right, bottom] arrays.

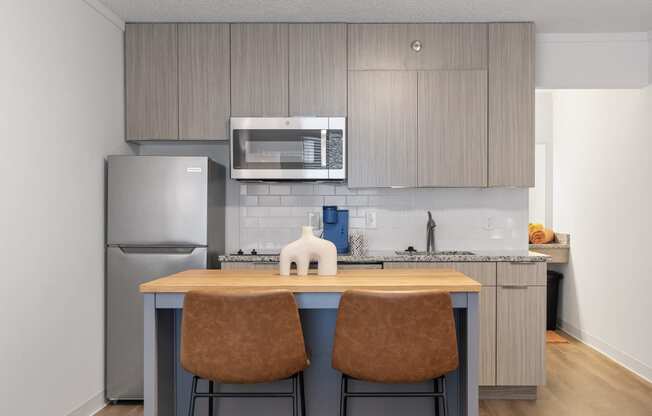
[[411, 40, 422, 52], [510, 261, 536, 265], [320, 129, 327, 167], [501, 285, 528, 289]]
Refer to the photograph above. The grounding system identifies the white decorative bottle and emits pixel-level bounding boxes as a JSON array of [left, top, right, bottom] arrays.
[[279, 226, 337, 276]]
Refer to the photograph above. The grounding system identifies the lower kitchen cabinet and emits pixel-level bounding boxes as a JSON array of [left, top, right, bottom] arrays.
[[496, 285, 546, 386], [383, 261, 497, 385]]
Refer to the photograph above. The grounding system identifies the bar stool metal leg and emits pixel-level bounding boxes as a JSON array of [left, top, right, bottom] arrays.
[[440, 376, 448, 416], [188, 376, 198, 416], [339, 374, 348, 416], [208, 380, 215, 416], [292, 374, 298, 416], [299, 372, 307, 416], [433, 379, 440, 416]]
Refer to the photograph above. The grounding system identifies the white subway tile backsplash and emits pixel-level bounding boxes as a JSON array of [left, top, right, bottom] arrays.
[[245, 184, 269, 195], [240, 184, 247, 195], [236, 184, 528, 253], [257, 195, 282, 206], [357, 188, 380, 195], [245, 206, 269, 217], [240, 196, 258, 206], [258, 217, 305, 228], [269, 184, 292, 195], [291, 184, 316, 195], [242, 217, 259, 228], [346, 195, 368, 206], [324, 196, 346, 206], [349, 217, 366, 229], [282, 195, 324, 206], [316, 184, 335, 195], [291, 206, 322, 217], [268, 207, 289, 217], [335, 185, 357, 195]]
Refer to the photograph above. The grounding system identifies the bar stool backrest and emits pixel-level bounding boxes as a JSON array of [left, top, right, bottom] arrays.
[[181, 289, 309, 384], [332, 289, 459, 383]]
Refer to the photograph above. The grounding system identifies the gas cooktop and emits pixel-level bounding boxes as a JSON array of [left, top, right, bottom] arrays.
[[395, 247, 475, 256], [230, 249, 280, 256]]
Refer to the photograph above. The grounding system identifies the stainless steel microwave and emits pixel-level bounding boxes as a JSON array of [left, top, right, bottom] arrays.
[[230, 117, 346, 180]]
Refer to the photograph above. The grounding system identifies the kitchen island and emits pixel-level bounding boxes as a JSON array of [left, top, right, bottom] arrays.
[[140, 268, 481, 416]]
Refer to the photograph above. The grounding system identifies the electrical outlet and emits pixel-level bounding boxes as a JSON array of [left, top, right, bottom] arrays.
[[365, 211, 377, 229]]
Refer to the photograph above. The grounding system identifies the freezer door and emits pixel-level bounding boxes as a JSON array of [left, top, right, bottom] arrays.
[[107, 156, 208, 246], [106, 246, 207, 400]]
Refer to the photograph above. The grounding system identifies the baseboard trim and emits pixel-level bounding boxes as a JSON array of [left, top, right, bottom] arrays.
[[66, 391, 107, 416], [479, 386, 537, 400], [559, 319, 652, 384]]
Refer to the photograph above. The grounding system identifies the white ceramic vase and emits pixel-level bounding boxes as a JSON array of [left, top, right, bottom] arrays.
[[279, 226, 337, 276]]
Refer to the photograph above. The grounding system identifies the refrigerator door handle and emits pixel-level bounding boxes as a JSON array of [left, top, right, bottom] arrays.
[[117, 246, 198, 255]]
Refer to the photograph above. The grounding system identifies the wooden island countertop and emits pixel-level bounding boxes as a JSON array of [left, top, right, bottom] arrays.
[[139, 268, 481, 294]]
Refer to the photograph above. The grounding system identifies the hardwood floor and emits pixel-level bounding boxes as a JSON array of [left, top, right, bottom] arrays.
[[97, 334, 652, 416], [480, 335, 652, 416]]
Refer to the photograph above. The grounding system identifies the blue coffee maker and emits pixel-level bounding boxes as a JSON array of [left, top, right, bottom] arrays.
[[323, 206, 349, 254]]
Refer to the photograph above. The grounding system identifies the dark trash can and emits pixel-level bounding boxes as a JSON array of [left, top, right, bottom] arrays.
[[547, 270, 563, 330]]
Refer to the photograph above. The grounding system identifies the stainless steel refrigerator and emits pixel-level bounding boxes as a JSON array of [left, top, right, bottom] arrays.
[[106, 155, 225, 401]]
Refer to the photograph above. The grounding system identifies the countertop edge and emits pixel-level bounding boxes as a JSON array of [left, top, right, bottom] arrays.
[[218, 251, 550, 263]]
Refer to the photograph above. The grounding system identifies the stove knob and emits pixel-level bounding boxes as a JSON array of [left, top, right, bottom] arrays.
[[406, 246, 416, 253], [236, 249, 244, 255], [250, 249, 258, 255]]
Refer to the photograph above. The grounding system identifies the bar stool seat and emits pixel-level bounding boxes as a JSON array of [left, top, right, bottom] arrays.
[[332, 289, 459, 416], [182, 289, 309, 415]]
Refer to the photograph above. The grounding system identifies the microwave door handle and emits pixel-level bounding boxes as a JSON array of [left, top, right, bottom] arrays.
[[321, 130, 327, 167]]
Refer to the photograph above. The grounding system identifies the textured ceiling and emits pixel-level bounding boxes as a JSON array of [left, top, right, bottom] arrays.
[[99, 0, 652, 33]]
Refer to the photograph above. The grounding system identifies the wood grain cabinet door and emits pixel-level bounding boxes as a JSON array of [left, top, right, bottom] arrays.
[[496, 285, 546, 385], [178, 24, 230, 140], [231, 24, 289, 116], [289, 24, 347, 116], [348, 23, 487, 70], [417, 70, 487, 187], [488, 23, 535, 186], [125, 24, 178, 140], [347, 71, 417, 187]]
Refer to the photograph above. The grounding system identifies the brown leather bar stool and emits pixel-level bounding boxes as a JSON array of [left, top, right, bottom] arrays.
[[181, 289, 310, 416], [332, 290, 459, 416]]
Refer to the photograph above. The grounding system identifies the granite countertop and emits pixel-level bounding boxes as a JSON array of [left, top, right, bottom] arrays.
[[528, 232, 570, 249], [218, 250, 549, 263], [529, 242, 569, 249]]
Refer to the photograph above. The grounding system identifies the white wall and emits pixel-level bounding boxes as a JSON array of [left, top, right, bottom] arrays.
[[552, 88, 652, 382], [536, 33, 650, 89], [0, 1, 129, 415]]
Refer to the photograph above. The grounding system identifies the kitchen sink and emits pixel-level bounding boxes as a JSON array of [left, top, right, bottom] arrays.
[[395, 250, 475, 256]]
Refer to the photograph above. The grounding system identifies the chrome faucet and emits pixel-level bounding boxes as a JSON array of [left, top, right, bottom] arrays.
[[426, 211, 437, 253]]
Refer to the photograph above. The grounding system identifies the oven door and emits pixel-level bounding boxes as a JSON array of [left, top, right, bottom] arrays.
[[230, 117, 345, 180]]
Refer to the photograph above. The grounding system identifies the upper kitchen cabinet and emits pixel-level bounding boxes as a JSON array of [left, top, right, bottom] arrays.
[[125, 24, 178, 140], [289, 24, 347, 116], [417, 70, 487, 187], [348, 71, 417, 187], [488, 23, 535, 186], [348, 23, 487, 70], [178, 24, 230, 140], [231, 24, 289, 116], [125, 23, 230, 141]]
